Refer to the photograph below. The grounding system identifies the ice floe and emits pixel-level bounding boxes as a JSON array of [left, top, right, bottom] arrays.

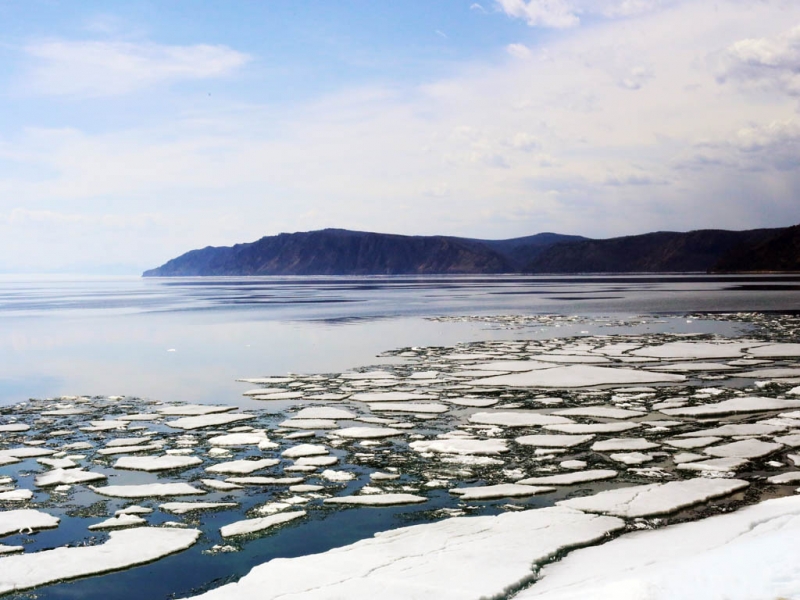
[[206, 458, 280, 474], [470, 365, 685, 388], [0, 527, 200, 594], [553, 407, 642, 419], [330, 427, 403, 439], [166, 413, 256, 430], [160, 502, 238, 514], [114, 455, 203, 471], [591, 438, 660, 452], [703, 439, 783, 459], [676, 457, 749, 473], [450, 484, 554, 500], [220, 511, 306, 538], [35, 468, 107, 487], [91, 483, 206, 498], [518, 470, 618, 486], [469, 411, 572, 427], [544, 422, 639, 434], [559, 478, 749, 517], [516, 434, 594, 448], [324, 494, 428, 506], [0, 509, 59, 537], [661, 397, 800, 417], [88, 514, 146, 530], [410, 439, 508, 455]]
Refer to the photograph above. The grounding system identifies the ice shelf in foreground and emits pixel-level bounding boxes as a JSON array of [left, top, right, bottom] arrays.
[[0, 527, 200, 594], [516, 495, 800, 600], [186, 507, 623, 600]]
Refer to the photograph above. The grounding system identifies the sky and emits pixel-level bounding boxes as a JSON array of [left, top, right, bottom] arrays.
[[1, 0, 799, 274]]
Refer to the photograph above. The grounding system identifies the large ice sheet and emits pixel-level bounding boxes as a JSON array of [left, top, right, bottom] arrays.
[[294, 407, 355, 420], [0, 527, 200, 594], [518, 470, 617, 486], [186, 507, 623, 600], [410, 439, 508, 455], [661, 397, 800, 417], [469, 412, 573, 427], [35, 468, 107, 487], [0, 509, 59, 537], [470, 366, 684, 388], [157, 405, 235, 416], [324, 494, 428, 506], [114, 455, 203, 471], [220, 511, 306, 538], [349, 392, 436, 402], [558, 478, 749, 518], [369, 402, 449, 414], [704, 439, 783, 459], [0, 447, 54, 459], [516, 495, 800, 600], [554, 407, 642, 419], [166, 414, 256, 430], [91, 483, 206, 498], [747, 343, 800, 357], [449, 484, 554, 500], [206, 458, 280, 474], [331, 427, 403, 439], [516, 434, 594, 448], [591, 438, 659, 452], [676, 457, 749, 473], [160, 502, 238, 514], [630, 342, 757, 359], [544, 422, 639, 434]]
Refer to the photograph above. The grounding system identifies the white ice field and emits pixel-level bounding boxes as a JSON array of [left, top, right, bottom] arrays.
[[2, 312, 800, 598]]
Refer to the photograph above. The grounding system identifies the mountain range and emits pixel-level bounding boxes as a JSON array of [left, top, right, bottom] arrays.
[[142, 225, 799, 276]]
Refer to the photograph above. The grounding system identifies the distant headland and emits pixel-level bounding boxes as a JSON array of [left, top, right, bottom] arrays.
[[142, 225, 800, 276]]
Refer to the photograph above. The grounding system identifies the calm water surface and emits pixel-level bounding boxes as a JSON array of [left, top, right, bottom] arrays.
[[1, 274, 798, 406]]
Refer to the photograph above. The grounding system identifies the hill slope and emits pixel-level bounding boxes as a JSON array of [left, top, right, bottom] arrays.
[[523, 228, 784, 273], [143, 229, 525, 276], [143, 226, 798, 276], [712, 225, 800, 272]]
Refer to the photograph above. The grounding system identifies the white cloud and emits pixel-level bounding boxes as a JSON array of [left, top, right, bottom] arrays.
[[495, 0, 580, 29], [718, 24, 800, 96], [506, 43, 533, 59], [600, 0, 669, 18], [509, 132, 539, 151], [22, 40, 250, 97], [675, 119, 800, 173], [617, 66, 653, 90], [495, 0, 674, 28]]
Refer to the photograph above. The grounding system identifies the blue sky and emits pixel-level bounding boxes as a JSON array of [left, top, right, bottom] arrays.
[[1, 0, 799, 273]]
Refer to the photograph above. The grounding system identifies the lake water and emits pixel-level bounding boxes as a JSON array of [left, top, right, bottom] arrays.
[[1, 273, 799, 599], [1, 274, 798, 407]]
